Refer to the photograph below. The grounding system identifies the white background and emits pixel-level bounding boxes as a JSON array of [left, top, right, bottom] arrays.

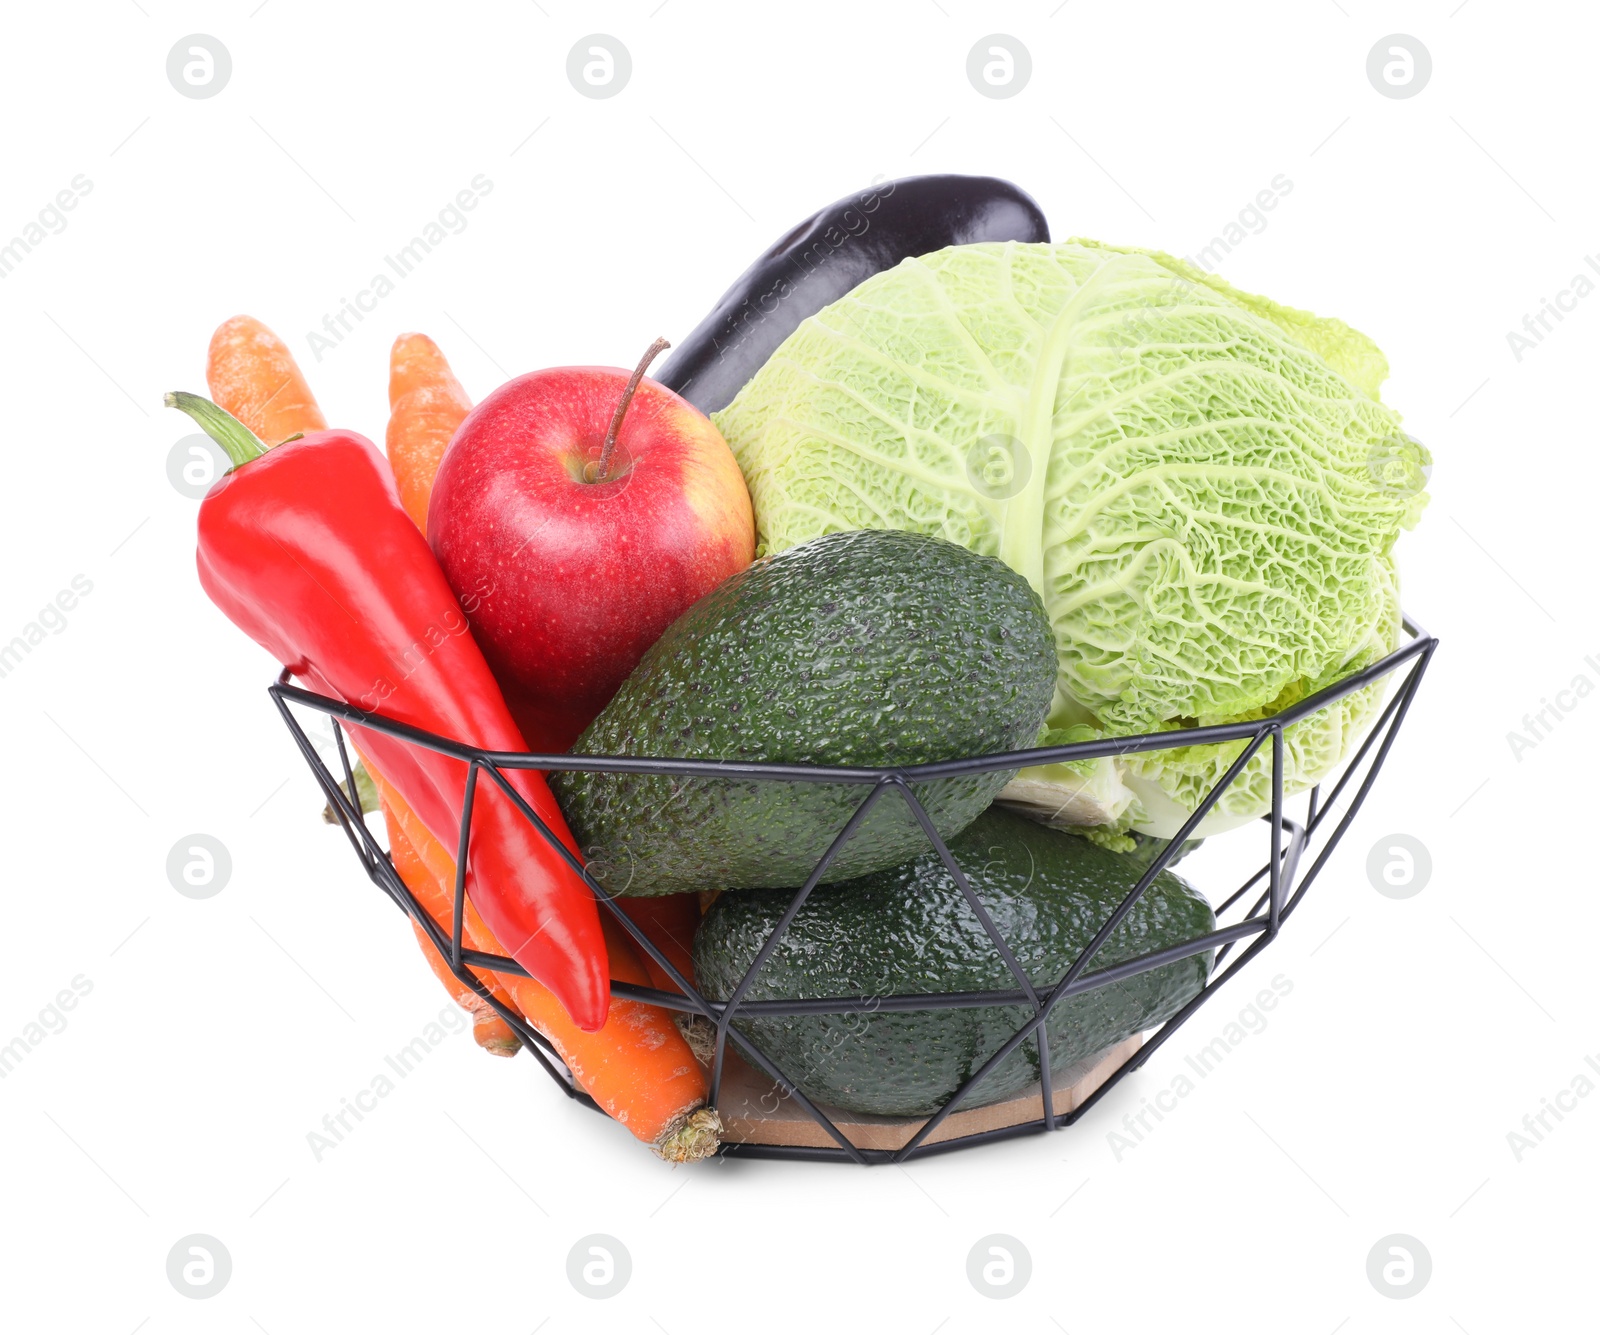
[[1, 1, 1593, 1330]]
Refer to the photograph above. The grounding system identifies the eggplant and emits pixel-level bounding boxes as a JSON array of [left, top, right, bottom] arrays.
[[658, 174, 1050, 414]]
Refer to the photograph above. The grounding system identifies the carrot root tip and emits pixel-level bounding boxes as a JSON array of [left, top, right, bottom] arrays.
[[478, 1032, 523, 1058], [653, 1106, 722, 1164]]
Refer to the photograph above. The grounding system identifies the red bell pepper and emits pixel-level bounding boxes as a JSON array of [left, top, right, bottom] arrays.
[[170, 392, 609, 1031]]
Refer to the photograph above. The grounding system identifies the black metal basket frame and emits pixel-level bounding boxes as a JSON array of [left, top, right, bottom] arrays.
[[272, 617, 1436, 1165]]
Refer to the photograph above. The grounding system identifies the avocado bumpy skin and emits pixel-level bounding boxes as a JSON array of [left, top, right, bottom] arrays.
[[693, 808, 1216, 1118], [552, 529, 1057, 897]]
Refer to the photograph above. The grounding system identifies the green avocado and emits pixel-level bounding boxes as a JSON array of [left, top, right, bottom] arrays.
[[693, 807, 1216, 1117], [551, 529, 1056, 897]]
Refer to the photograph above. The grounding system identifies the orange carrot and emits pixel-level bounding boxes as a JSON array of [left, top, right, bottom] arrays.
[[618, 895, 701, 994], [381, 797, 524, 1017], [205, 320, 520, 1054], [410, 921, 522, 1056], [206, 315, 327, 445], [386, 333, 472, 535], [386, 808, 522, 1058], [508, 913, 717, 1160], [370, 766, 718, 1160]]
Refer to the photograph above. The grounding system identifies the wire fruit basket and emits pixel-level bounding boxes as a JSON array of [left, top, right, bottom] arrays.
[[273, 618, 1436, 1165]]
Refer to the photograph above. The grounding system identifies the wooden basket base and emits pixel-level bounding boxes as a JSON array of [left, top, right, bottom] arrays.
[[714, 1035, 1142, 1153]]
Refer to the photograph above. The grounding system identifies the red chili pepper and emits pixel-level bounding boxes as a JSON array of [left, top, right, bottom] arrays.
[[169, 391, 610, 1032]]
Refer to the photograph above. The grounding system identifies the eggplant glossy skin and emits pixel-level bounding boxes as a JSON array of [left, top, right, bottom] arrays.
[[658, 174, 1050, 414]]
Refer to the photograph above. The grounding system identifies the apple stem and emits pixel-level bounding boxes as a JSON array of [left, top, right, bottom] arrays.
[[595, 336, 671, 482]]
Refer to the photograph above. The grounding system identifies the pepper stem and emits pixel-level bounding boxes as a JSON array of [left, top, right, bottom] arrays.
[[594, 336, 671, 482], [164, 391, 269, 471]]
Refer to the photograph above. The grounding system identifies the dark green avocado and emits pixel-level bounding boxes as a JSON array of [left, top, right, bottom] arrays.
[[551, 529, 1056, 896], [693, 808, 1216, 1117]]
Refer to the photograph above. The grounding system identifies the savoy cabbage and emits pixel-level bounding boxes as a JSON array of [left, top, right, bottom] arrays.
[[711, 241, 1428, 838]]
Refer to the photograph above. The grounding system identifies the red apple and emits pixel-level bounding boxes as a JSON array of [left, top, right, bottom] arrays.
[[428, 339, 755, 751]]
